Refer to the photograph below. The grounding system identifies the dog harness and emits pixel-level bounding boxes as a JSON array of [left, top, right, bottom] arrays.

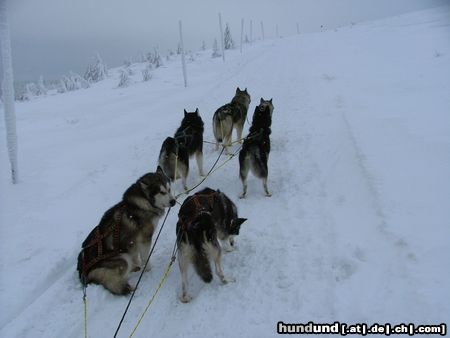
[[179, 191, 217, 232], [79, 204, 126, 283]]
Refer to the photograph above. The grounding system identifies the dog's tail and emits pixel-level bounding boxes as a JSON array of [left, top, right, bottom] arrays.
[[193, 251, 213, 283], [251, 148, 269, 178]]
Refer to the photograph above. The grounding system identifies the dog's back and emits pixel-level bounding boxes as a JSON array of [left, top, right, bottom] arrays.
[[174, 109, 205, 176], [174, 109, 204, 156], [213, 88, 251, 147], [176, 188, 235, 302]]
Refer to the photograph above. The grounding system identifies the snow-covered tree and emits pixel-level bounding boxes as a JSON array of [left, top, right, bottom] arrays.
[[21, 82, 38, 100], [212, 38, 221, 58], [37, 75, 47, 96], [117, 69, 130, 88], [84, 53, 108, 83], [0, 0, 19, 183], [69, 71, 90, 89], [201, 40, 206, 51], [153, 48, 163, 68], [61, 75, 76, 91], [146, 49, 163, 68], [224, 23, 234, 50]]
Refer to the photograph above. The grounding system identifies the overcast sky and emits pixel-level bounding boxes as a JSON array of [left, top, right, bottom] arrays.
[[5, 0, 448, 82]]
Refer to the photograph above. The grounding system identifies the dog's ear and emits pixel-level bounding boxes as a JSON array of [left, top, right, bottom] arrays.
[[230, 218, 247, 234], [184, 109, 188, 117], [156, 165, 164, 175], [269, 98, 273, 103], [139, 180, 149, 191], [244, 88, 248, 93], [195, 108, 199, 115], [260, 97, 264, 104], [236, 87, 240, 93], [235, 218, 247, 226]]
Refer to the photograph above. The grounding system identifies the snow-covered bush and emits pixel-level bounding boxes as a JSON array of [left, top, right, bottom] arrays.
[[142, 64, 152, 82], [117, 69, 130, 88], [37, 76, 47, 96], [84, 53, 108, 83], [20, 83, 39, 100], [57, 71, 90, 93], [146, 49, 163, 68]]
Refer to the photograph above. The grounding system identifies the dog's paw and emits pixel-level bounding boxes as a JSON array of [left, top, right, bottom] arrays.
[[221, 276, 236, 284], [131, 266, 141, 273], [180, 293, 192, 303], [121, 283, 135, 295], [239, 193, 246, 199], [265, 192, 272, 197]]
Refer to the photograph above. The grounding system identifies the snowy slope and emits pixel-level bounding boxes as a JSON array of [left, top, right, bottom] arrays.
[[1, 6, 449, 337]]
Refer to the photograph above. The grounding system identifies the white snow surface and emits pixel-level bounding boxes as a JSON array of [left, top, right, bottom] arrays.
[[1, 6, 449, 337]]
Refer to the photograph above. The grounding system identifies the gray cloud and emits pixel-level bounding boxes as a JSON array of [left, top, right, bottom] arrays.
[[8, 0, 448, 81]]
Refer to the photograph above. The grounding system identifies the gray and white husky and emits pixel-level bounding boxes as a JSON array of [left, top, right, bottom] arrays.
[[77, 167, 176, 295], [176, 187, 247, 302], [258, 97, 274, 117], [212, 87, 251, 153]]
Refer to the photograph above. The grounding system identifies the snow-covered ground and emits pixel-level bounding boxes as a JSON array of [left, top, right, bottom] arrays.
[[1, 6, 449, 338]]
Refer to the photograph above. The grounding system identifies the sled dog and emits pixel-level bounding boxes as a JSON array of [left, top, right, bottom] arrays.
[[77, 167, 176, 295], [176, 187, 247, 302], [212, 87, 251, 152], [239, 100, 273, 198], [174, 108, 205, 176]]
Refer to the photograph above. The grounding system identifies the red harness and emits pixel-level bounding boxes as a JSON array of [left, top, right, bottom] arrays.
[[80, 205, 125, 281], [179, 192, 217, 232]]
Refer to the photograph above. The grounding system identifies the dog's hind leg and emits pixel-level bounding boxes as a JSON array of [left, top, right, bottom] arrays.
[[211, 246, 235, 284], [87, 260, 134, 295], [224, 133, 232, 155], [236, 122, 244, 143], [263, 177, 272, 197], [239, 154, 250, 199], [178, 246, 193, 303], [178, 164, 188, 191], [195, 151, 205, 177]]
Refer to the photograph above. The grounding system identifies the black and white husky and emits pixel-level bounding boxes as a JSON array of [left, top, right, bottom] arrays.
[[212, 87, 251, 153], [239, 99, 274, 198], [176, 187, 247, 302], [174, 108, 205, 176]]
